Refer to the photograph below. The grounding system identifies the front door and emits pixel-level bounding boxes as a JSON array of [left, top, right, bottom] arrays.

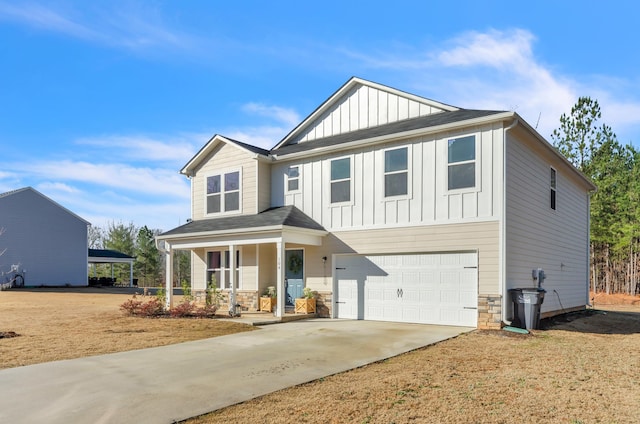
[[285, 249, 304, 306]]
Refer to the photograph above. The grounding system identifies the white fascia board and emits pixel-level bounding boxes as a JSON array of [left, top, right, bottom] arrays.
[[281, 228, 326, 246], [88, 258, 135, 264], [156, 225, 286, 241], [171, 236, 283, 250], [273, 111, 516, 161]]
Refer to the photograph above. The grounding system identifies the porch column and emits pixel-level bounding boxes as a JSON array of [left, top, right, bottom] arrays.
[[129, 262, 134, 288], [229, 243, 236, 313], [275, 239, 285, 318], [165, 243, 173, 310]]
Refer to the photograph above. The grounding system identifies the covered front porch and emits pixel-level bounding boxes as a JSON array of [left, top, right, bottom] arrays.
[[156, 206, 328, 317]]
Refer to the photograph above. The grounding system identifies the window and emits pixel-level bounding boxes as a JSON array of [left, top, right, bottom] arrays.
[[447, 135, 476, 190], [550, 167, 557, 210], [286, 165, 300, 192], [330, 157, 351, 203], [206, 170, 240, 214], [206, 250, 240, 289], [384, 147, 408, 197]]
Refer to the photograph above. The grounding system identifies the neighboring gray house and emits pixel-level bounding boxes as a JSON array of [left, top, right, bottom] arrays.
[[0, 187, 89, 287], [157, 77, 596, 329]]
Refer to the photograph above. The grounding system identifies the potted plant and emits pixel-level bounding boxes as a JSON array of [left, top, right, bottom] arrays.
[[295, 287, 317, 314], [260, 285, 277, 312]]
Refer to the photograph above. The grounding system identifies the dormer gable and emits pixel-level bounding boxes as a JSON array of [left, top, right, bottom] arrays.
[[181, 134, 270, 177], [273, 77, 459, 150]]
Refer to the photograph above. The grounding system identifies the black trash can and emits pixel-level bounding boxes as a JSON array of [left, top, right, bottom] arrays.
[[509, 288, 546, 330]]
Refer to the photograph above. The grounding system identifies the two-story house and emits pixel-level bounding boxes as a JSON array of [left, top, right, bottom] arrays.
[[156, 77, 595, 329]]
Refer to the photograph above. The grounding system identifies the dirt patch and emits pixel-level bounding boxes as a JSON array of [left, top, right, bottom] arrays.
[[0, 288, 253, 369], [186, 296, 640, 424]]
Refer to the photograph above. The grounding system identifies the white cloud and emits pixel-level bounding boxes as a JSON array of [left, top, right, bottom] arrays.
[[225, 126, 290, 150], [341, 28, 640, 142], [0, 2, 195, 53], [10, 160, 189, 199], [0, 2, 97, 40], [36, 182, 80, 194], [76, 134, 199, 163], [242, 103, 301, 127], [438, 29, 535, 69]]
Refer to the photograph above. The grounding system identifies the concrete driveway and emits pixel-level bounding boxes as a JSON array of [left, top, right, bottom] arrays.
[[0, 319, 472, 423]]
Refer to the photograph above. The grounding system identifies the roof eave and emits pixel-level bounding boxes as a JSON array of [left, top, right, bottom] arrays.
[[156, 224, 327, 242], [513, 114, 597, 192], [273, 111, 516, 161]]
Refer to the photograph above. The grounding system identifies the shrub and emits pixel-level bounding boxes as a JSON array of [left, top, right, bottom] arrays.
[[193, 303, 219, 318], [170, 300, 196, 318], [120, 298, 143, 316], [138, 298, 165, 317]]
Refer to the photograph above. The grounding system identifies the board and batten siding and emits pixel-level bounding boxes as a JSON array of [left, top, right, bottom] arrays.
[[292, 83, 448, 144], [0, 189, 88, 286], [273, 123, 504, 231], [191, 142, 258, 220], [256, 160, 272, 213], [505, 128, 591, 314]]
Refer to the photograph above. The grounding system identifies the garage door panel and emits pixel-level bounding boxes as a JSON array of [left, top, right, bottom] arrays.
[[335, 253, 478, 327]]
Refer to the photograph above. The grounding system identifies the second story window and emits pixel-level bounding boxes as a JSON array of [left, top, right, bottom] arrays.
[[286, 165, 300, 193], [206, 170, 240, 214], [330, 157, 351, 203], [384, 147, 408, 197], [550, 167, 557, 210], [448, 135, 476, 190]]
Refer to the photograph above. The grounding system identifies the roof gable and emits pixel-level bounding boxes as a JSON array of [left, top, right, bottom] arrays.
[[181, 134, 270, 176], [0, 187, 90, 225], [273, 77, 459, 150]]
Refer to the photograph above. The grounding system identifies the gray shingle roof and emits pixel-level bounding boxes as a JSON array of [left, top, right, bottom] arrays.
[[271, 109, 506, 156], [224, 136, 271, 156], [159, 205, 326, 238], [88, 249, 134, 259]]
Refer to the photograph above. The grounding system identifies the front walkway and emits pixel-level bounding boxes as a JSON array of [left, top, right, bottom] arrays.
[[0, 320, 472, 424]]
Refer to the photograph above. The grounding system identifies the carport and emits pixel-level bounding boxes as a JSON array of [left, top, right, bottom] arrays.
[[88, 249, 135, 287]]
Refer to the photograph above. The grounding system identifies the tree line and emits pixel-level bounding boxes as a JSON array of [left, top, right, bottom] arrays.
[[552, 97, 640, 295], [89, 222, 189, 287]]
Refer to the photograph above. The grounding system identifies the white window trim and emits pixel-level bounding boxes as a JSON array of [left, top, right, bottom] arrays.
[[285, 164, 302, 194], [382, 144, 412, 201], [550, 166, 557, 211], [205, 248, 243, 290], [204, 168, 243, 217], [328, 154, 354, 207], [445, 134, 481, 194]]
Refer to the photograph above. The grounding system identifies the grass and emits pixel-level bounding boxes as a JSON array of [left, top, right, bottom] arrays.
[[0, 287, 253, 369], [1, 288, 639, 423], [186, 304, 640, 424]]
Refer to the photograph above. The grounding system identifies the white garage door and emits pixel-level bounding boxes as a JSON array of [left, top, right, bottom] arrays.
[[335, 253, 477, 327]]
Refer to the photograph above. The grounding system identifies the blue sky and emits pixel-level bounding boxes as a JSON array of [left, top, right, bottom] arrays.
[[1, 1, 639, 232]]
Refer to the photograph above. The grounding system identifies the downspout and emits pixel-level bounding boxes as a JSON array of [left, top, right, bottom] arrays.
[[586, 194, 592, 306], [501, 118, 519, 325]]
